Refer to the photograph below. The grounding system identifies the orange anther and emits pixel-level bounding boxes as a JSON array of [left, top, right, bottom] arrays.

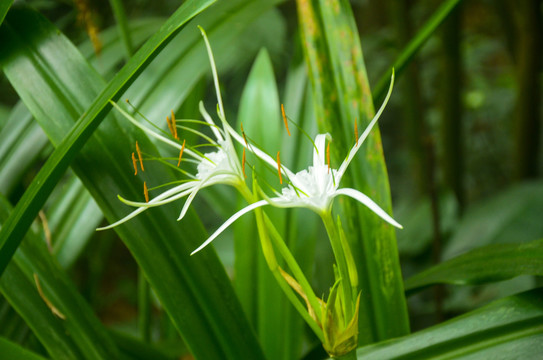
[[132, 152, 138, 175], [277, 151, 283, 184], [177, 139, 186, 167], [136, 141, 144, 171], [326, 142, 331, 174], [242, 148, 247, 178], [143, 182, 149, 203], [171, 110, 178, 139], [281, 104, 291, 136], [354, 118, 359, 146], [241, 122, 248, 146], [166, 116, 174, 137]]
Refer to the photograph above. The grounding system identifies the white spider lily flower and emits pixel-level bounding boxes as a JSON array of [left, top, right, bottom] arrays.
[[96, 101, 245, 231], [191, 73, 401, 255], [98, 26, 249, 231]]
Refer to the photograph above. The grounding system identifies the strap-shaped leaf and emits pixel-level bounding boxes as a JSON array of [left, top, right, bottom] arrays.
[[357, 287, 543, 359], [405, 239, 543, 294], [296, 0, 409, 343]]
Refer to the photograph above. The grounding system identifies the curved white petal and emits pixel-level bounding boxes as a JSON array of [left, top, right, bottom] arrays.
[[120, 187, 194, 208], [199, 101, 224, 142], [97, 183, 197, 230], [191, 200, 269, 255], [334, 188, 402, 228], [96, 206, 148, 230], [338, 72, 395, 178], [313, 134, 327, 167], [199, 26, 225, 119]]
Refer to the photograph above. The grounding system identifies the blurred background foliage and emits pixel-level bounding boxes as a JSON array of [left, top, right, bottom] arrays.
[[0, 0, 541, 359]]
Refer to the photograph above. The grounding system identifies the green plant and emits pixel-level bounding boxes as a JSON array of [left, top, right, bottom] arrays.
[[0, 0, 541, 359]]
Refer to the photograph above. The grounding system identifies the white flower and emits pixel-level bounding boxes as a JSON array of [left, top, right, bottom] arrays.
[[96, 101, 245, 231], [98, 27, 245, 231], [191, 73, 401, 255]]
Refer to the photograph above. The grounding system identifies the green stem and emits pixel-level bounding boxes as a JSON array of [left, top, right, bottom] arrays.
[[237, 184, 324, 341], [335, 349, 357, 360], [262, 214, 323, 321], [321, 211, 353, 321]]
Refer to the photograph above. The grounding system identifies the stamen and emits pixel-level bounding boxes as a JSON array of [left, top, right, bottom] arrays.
[[354, 118, 359, 146], [177, 139, 186, 167], [171, 110, 179, 139], [136, 141, 145, 171], [132, 152, 138, 175], [166, 116, 174, 138], [242, 148, 247, 178], [326, 142, 331, 174], [276, 151, 283, 184], [241, 122, 248, 146], [281, 104, 291, 136], [143, 182, 149, 203]]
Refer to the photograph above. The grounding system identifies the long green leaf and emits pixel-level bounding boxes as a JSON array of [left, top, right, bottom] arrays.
[[296, 0, 409, 343], [0, 337, 47, 360], [356, 287, 543, 359], [0, 0, 12, 25], [405, 239, 543, 294], [0, 4, 265, 359], [373, 0, 463, 103], [0, 102, 49, 196]]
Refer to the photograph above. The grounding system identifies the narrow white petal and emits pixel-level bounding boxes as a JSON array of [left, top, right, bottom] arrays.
[[334, 188, 402, 228], [338, 72, 395, 178], [120, 187, 194, 208], [176, 169, 236, 221], [313, 134, 327, 167], [199, 26, 225, 119], [191, 200, 269, 255], [177, 179, 208, 221], [96, 207, 148, 230], [199, 101, 224, 142], [98, 182, 198, 231]]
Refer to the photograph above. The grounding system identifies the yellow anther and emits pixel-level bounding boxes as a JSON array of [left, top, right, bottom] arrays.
[[242, 148, 247, 178], [281, 104, 291, 136], [177, 139, 186, 167], [132, 152, 138, 175], [277, 151, 283, 184], [143, 182, 149, 203], [326, 142, 331, 174], [136, 141, 144, 171], [354, 118, 359, 146]]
